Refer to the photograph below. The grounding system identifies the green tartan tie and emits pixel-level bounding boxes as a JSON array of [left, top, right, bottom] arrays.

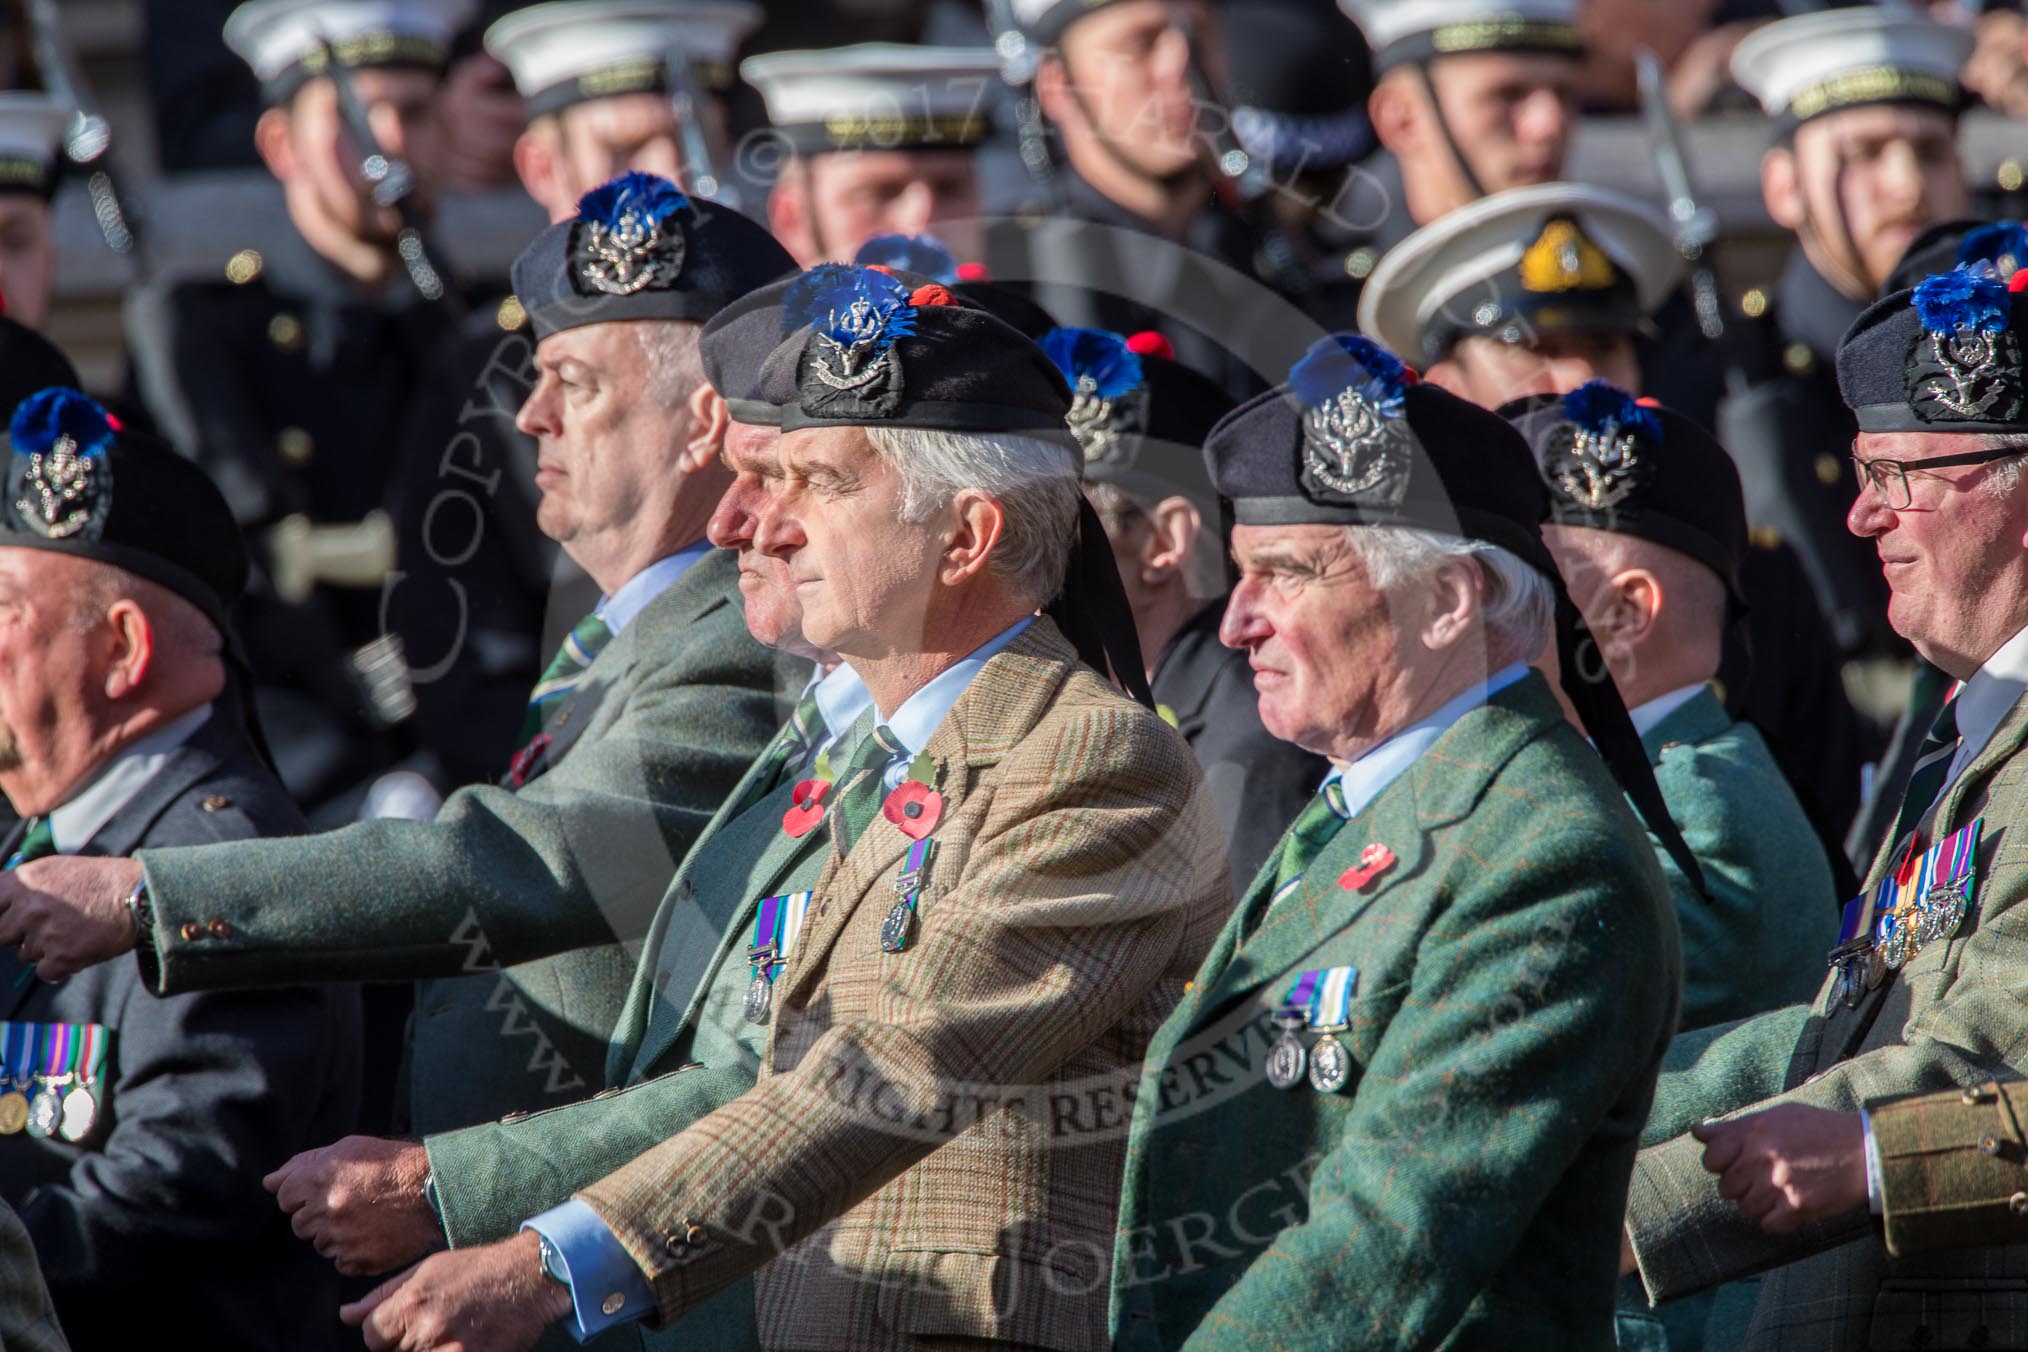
[[1242, 780, 1350, 937], [831, 722, 907, 854], [4, 818, 54, 870], [762, 688, 830, 795], [1889, 690, 1962, 854], [518, 610, 615, 745]]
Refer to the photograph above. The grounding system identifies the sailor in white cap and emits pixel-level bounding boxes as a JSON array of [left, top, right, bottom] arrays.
[[1337, 0, 1582, 257], [0, 93, 70, 332], [741, 42, 999, 265], [1711, 5, 1974, 681], [485, 0, 760, 212], [1359, 182, 1682, 409]]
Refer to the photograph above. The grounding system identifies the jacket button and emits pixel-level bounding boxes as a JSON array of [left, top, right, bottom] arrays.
[[1965, 1085, 1995, 1105], [208, 919, 232, 939], [663, 1232, 687, 1255], [200, 795, 231, 813], [685, 1222, 706, 1244], [179, 922, 203, 942], [1981, 1134, 2002, 1156], [600, 1293, 625, 1316], [2011, 1192, 2028, 1216]]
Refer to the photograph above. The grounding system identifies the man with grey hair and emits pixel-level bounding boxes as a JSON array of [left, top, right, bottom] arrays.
[[343, 266, 1231, 1352], [0, 176, 805, 1295], [1108, 334, 1683, 1348], [1042, 324, 1326, 886]]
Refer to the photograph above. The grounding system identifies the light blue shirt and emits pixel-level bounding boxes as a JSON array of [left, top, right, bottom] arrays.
[[807, 663, 873, 765], [524, 619, 1030, 1342], [597, 542, 713, 637], [1323, 664, 1529, 820]]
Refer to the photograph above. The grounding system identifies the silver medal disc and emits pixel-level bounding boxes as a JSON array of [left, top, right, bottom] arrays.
[[56, 1087, 95, 1143], [24, 1089, 59, 1139], [1307, 1034, 1351, 1094], [743, 973, 774, 1025], [1265, 1031, 1307, 1090], [879, 900, 915, 954]]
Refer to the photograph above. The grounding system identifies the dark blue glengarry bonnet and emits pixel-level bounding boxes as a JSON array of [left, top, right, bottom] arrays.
[[1838, 263, 2028, 435]]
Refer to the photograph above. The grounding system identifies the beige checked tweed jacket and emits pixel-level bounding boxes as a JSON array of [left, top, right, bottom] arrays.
[[575, 619, 1232, 1351]]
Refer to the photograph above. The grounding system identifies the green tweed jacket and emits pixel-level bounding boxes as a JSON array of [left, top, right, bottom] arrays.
[[1641, 687, 1839, 1031], [1110, 671, 1681, 1351], [1867, 1077, 2028, 1258], [1625, 688, 2028, 1351], [132, 547, 802, 1132], [0, 1196, 67, 1352], [420, 713, 846, 1351], [572, 619, 1232, 1352]]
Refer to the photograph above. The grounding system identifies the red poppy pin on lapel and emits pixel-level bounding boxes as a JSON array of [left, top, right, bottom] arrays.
[[782, 779, 832, 838], [1339, 843, 1397, 892], [507, 733, 553, 789], [882, 752, 946, 840]]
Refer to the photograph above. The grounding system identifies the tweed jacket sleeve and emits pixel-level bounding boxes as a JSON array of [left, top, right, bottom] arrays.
[[1869, 1077, 2028, 1257], [133, 554, 795, 994], [1627, 699, 2028, 1304], [0, 1197, 66, 1352], [574, 662, 1228, 1330]]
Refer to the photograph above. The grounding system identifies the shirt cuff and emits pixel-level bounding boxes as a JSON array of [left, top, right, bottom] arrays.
[[1862, 1108, 1884, 1216], [522, 1200, 656, 1341]]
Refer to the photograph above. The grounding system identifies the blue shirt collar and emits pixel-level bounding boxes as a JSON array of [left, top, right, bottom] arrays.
[[806, 663, 873, 752], [595, 542, 713, 636], [1323, 663, 1529, 819], [873, 616, 1034, 759]]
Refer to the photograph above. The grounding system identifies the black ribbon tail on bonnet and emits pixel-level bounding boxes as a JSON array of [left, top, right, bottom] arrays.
[[1552, 586, 1711, 902], [222, 635, 278, 777], [1047, 498, 1155, 710]]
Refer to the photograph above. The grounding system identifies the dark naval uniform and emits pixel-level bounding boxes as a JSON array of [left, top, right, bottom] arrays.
[[0, 710, 362, 1352], [128, 232, 462, 816], [1152, 601, 1328, 887]]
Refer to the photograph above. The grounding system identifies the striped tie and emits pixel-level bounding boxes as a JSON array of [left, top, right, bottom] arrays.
[[4, 818, 55, 871], [764, 689, 829, 794], [518, 611, 614, 745], [1889, 692, 1962, 854], [1242, 780, 1350, 937], [831, 723, 908, 854]]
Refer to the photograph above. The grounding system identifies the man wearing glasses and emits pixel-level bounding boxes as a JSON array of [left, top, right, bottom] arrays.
[[1617, 259, 2028, 1350]]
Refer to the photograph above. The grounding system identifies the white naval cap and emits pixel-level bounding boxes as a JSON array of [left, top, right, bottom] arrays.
[[1009, 0, 1137, 46], [0, 94, 70, 198], [741, 44, 1001, 156], [1336, 0, 1580, 72], [224, 0, 477, 103], [1730, 6, 1972, 126], [1358, 182, 1682, 365], [485, 0, 762, 118]]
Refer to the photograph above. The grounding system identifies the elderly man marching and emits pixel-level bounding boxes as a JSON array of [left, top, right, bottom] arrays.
[[343, 266, 1232, 1351], [1108, 334, 1686, 1349]]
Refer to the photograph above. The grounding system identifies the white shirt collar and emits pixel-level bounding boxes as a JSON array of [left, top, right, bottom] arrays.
[[866, 616, 1033, 778], [47, 705, 212, 854], [596, 542, 713, 637], [1945, 624, 2028, 787], [1323, 664, 1529, 820], [1629, 682, 1710, 739], [806, 663, 873, 756]]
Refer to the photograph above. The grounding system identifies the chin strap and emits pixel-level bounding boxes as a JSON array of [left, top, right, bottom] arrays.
[[1409, 62, 1488, 203]]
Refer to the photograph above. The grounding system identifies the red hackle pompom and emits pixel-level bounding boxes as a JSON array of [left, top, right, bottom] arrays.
[[909, 283, 957, 308], [864, 264, 896, 276], [955, 261, 990, 282], [104, 412, 124, 431], [1636, 396, 1663, 408], [2010, 268, 2028, 293], [1124, 330, 1175, 360]]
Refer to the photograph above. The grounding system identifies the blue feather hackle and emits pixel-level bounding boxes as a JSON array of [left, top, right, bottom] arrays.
[[1913, 264, 2012, 334], [852, 233, 960, 285], [575, 171, 689, 228], [785, 265, 917, 351], [1958, 222, 2028, 274], [1039, 327, 1143, 401], [10, 388, 114, 459], [1561, 380, 1660, 444], [1289, 334, 1409, 415]]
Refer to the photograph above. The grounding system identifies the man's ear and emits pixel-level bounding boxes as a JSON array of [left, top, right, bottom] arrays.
[[254, 105, 296, 181], [1140, 496, 1201, 586], [1368, 72, 1421, 159], [1034, 53, 1081, 134], [941, 488, 1007, 587], [512, 123, 567, 218], [682, 385, 731, 471], [101, 599, 155, 701], [1762, 145, 1802, 231], [1421, 555, 1483, 650], [1608, 568, 1665, 646], [766, 167, 813, 264]]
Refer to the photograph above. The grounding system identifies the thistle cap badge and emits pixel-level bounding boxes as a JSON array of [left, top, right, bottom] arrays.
[[1906, 264, 2025, 424], [568, 172, 688, 298], [7, 388, 114, 542], [1546, 381, 1658, 512], [1040, 327, 1148, 466], [788, 264, 924, 419], [1290, 334, 1417, 506]]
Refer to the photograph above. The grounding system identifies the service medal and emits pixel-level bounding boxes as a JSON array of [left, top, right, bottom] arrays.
[[0, 1092, 26, 1135], [879, 899, 916, 954], [1307, 1034, 1351, 1094], [25, 1087, 59, 1139], [1925, 879, 1969, 945], [1865, 945, 1889, 991], [57, 1087, 94, 1143], [743, 972, 774, 1026], [1266, 1010, 1308, 1090]]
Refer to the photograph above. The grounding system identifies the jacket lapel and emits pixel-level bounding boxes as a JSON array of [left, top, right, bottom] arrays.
[[1638, 685, 1729, 765], [775, 623, 1077, 1008]]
